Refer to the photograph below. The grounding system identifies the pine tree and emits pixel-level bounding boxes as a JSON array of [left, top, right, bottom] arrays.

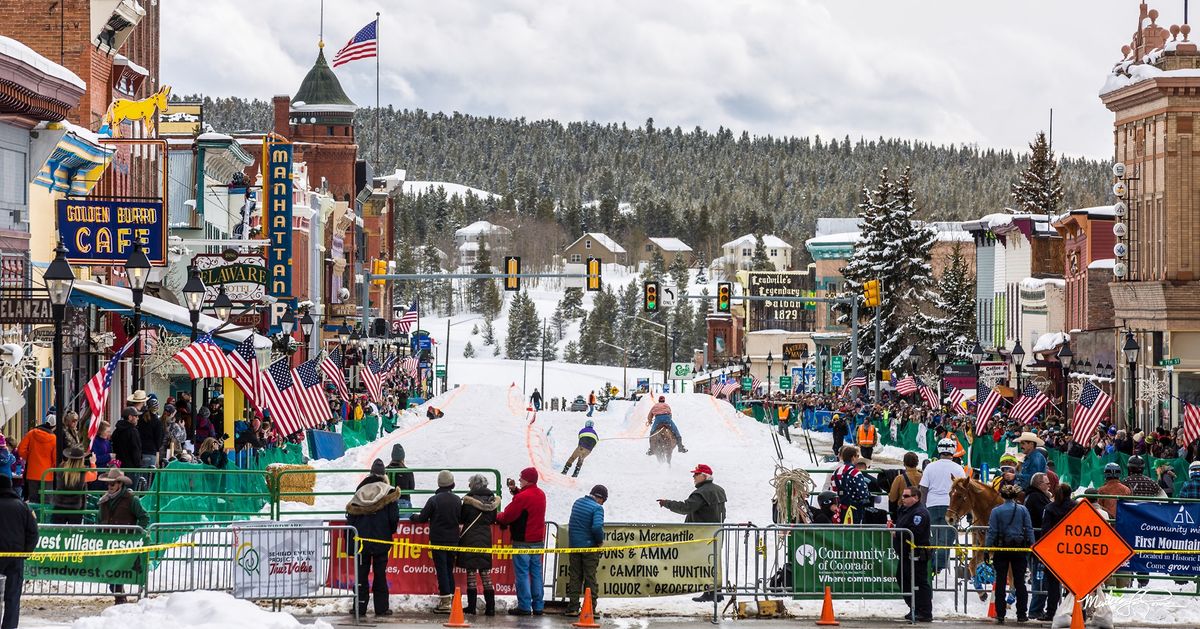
[[493, 342, 501, 357], [560, 288, 584, 319], [930, 243, 977, 358], [750, 234, 773, 271], [471, 323, 479, 336], [395, 239, 417, 305], [463, 341, 476, 358], [505, 292, 540, 360], [564, 341, 580, 363], [1010, 131, 1064, 215], [470, 234, 502, 319], [668, 251, 690, 294], [645, 248, 666, 281], [481, 319, 496, 346], [418, 240, 444, 314]]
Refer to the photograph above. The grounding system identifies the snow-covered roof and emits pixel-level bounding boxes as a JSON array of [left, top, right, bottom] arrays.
[[935, 230, 972, 242], [112, 53, 148, 77], [1068, 205, 1116, 218], [722, 234, 792, 249], [196, 131, 233, 142], [1088, 258, 1116, 270], [648, 237, 692, 252], [458, 241, 480, 251], [403, 181, 500, 201], [1020, 277, 1066, 291], [568, 232, 626, 254], [1032, 332, 1070, 354], [815, 218, 860, 237], [805, 231, 860, 247], [0, 35, 86, 89], [1100, 58, 1200, 96], [455, 220, 511, 237]]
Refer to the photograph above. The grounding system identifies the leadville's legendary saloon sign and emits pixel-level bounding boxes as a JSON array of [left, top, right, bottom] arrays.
[[193, 252, 266, 303]]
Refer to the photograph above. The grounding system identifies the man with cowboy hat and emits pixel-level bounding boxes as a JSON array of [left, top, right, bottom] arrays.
[[1014, 431, 1046, 493], [97, 467, 147, 604]]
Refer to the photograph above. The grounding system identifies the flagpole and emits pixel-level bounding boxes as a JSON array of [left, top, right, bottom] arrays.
[[375, 12, 381, 166]]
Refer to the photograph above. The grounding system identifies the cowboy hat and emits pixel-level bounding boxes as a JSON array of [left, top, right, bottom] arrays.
[[1014, 431, 1045, 447], [63, 446, 87, 461], [127, 390, 149, 404], [98, 468, 132, 485]]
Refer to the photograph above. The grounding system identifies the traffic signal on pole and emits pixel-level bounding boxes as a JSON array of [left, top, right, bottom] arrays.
[[372, 259, 387, 285], [644, 281, 659, 312], [503, 256, 521, 292], [862, 279, 881, 307], [716, 282, 732, 313], [586, 257, 602, 292]]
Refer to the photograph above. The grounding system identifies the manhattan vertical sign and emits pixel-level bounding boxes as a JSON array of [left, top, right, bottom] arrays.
[[266, 143, 293, 301]]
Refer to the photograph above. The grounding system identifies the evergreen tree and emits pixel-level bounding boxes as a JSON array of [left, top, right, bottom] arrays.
[[540, 326, 557, 361], [550, 305, 567, 341], [1009, 131, 1064, 215], [750, 234, 773, 271], [505, 291, 540, 360], [493, 342, 501, 357], [418, 239, 446, 315], [646, 248, 667, 280], [578, 287, 619, 365], [559, 288, 584, 319], [668, 251, 690, 294], [469, 234, 502, 319], [471, 323, 479, 336], [395, 238, 417, 305], [481, 319, 496, 346], [564, 341, 580, 363], [930, 243, 977, 358], [463, 341, 476, 358]]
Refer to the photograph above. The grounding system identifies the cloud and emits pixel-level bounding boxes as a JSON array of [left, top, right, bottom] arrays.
[[163, 0, 1145, 158]]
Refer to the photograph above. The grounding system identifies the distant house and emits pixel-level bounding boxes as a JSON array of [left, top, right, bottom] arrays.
[[413, 245, 449, 270], [454, 220, 512, 250], [563, 232, 627, 266], [640, 237, 694, 268], [721, 234, 793, 271]]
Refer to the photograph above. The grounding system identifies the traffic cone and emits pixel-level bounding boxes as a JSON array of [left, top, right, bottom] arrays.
[[444, 587, 470, 628], [815, 585, 839, 626], [572, 587, 601, 628], [1070, 598, 1084, 629], [986, 582, 997, 619]]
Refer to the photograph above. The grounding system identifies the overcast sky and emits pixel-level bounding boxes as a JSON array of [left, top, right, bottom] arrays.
[[164, 0, 1151, 160]]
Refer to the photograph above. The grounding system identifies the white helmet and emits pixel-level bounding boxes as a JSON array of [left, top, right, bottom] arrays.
[[937, 438, 957, 456]]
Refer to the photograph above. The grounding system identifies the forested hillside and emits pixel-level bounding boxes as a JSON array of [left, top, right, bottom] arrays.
[[192, 94, 1109, 267]]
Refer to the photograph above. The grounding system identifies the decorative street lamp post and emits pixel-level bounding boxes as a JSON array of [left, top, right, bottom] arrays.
[[45, 242, 74, 465], [1123, 331, 1140, 431], [934, 344, 949, 400], [213, 285, 233, 323], [1011, 339, 1025, 390], [125, 241, 151, 390], [300, 311, 315, 361], [766, 351, 774, 397], [182, 266, 206, 426], [1057, 341, 1075, 425]]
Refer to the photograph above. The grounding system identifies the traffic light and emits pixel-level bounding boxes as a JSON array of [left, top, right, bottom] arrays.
[[862, 279, 881, 307], [716, 282, 732, 313], [372, 259, 387, 285], [643, 281, 659, 312], [586, 257, 602, 292], [503, 256, 521, 292]]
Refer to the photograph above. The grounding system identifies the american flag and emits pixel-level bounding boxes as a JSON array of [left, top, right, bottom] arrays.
[[842, 373, 867, 394], [895, 375, 918, 396], [715, 379, 740, 398], [974, 382, 1003, 435], [379, 354, 397, 383], [401, 355, 419, 377], [85, 338, 136, 441], [172, 333, 233, 379], [1182, 402, 1200, 448], [319, 347, 350, 404], [227, 336, 261, 410], [947, 384, 970, 415], [395, 300, 419, 333], [138, 327, 158, 354], [361, 355, 384, 403], [331, 19, 378, 68], [1072, 381, 1112, 447], [292, 359, 330, 426], [260, 357, 303, 437], [918, 381, 939, 410], [1008, 382, 1049, 424]]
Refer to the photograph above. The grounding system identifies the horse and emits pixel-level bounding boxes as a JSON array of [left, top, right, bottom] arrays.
[[946, 477, 1004, 600], [648, 427, 675, 465]]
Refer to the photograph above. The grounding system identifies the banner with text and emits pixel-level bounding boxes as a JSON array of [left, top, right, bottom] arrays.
[[57, 199, 166, 266], [552, 524, 720, 598], [232, 521, 326, 599], [326, 521, 517, 595], [1116, 501, 1200, 575], [264, 142, 293, 305], [788, 527, 902, 595], [24, 528, 146, 585]]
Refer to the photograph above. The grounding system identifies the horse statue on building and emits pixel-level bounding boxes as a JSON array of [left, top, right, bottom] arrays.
[[103, 85, 171, 137]]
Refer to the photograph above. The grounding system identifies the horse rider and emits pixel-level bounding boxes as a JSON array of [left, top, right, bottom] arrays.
[[645, 396, 687, 454]]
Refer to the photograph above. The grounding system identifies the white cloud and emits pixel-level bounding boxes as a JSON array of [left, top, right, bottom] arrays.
[[163, 0, 1148, 159]]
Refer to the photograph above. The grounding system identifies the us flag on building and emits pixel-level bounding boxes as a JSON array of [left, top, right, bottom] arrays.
[[974, 382, 1003, 435], [395, 300, 419, 334], [1182, 402, 1200, 447], [361, 356, 384, 403], [895, 375, 918, 396], [85, 338, 136, 441], [320, 347, 350, 404], [292, 360, 330, 426], [261, 357, 303, 437], [1072, 381, 1112, 446], [1008, 382, 1049, 424], [331, 19, 378, 68], [172, 334, 233, 379], [227, 336, 261, 410]]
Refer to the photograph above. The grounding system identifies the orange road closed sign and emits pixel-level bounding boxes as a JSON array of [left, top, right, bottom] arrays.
[[1033, 501, 1134, 598]]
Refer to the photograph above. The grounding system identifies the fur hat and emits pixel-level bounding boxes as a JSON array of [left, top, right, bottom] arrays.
[[437, 470, 455, 488], [468, 474, 489, 491], [520, 467, 539, 483]]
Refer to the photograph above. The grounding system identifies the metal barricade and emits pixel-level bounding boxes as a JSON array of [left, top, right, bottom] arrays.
[[272, 467, 503, 519], [22, 524, 148, 600]]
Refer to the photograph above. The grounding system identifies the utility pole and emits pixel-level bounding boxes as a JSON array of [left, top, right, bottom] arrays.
[[540, 318, 547, 403], [873, 279, 883, 404]]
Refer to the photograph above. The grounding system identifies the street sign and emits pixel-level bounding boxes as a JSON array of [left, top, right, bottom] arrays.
[[741, 376, 752, 391], [670, 362, 692, 379], [1158, 357, 1181, 366], [831, 371, 844, 387], [435, 365, 446, 378], [830, 356, 844, 372], [782, 343, 808, 361], [193, 252, 266, 303], [661, 285, 677, 308], [1033, 501, 1133, 602], [802, 366, 815, 377], [779, 375, 793, 391], [0, 291, 52, 324]]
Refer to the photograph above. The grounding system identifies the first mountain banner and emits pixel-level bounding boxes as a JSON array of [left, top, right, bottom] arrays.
[[56, 199, 166, 265]]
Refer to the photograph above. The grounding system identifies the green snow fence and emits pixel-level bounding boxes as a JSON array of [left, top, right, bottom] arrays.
[[340, 414, 381, 448], [250, 443, 306, 469]]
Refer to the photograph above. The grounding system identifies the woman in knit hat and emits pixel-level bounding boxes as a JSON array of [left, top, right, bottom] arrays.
[[409, 470, 463, 613]]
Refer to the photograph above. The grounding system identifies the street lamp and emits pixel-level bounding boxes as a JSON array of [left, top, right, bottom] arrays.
[[1011, 339, 1025, 389], [1057, 341, 1074, 425], [934, 344, 948, 400], [300, 311, 315, 361], [125, 240, 151, 390], [280, 308, 295, 336], [45, 242, 74, 465], [1123, 331, 1140, 431], [213, 285, 233, 322], [338, 322, 351, 346], [182, 266, 206, 426], [970, 341, 985, 366], [766, 351, 774, 396]]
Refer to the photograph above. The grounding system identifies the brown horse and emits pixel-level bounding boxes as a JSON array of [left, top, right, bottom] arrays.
[[945, 477, 1004, 600], [649, 427, 675, 465]]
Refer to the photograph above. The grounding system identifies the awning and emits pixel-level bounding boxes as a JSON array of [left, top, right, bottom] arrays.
[[68, 279, 271, 351], [32, 122, 114, 195]]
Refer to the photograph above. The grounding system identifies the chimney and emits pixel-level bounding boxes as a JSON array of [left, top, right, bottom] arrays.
[[272, 95, 290, 136]]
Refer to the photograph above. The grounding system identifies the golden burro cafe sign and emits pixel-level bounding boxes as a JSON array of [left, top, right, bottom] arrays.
[[265, 143, 293, 300], [56, 199, 166, 265]]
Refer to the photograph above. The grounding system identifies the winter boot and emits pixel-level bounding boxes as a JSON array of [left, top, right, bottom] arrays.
[[464, 588, 478, 615], [572, 463, 582, 477], [678, 444, 688, 453], [483, 588, 496, 616], [434, 594, 453, 613], [561, 464, 570, 475]]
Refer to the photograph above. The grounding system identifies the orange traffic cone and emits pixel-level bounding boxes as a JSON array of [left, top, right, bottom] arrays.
[[986, 582, 997, 619], [444, 587, 470, 628], [572, 587, 601, 628], [815, 585, 839, 626], [1070, 598, 1084, 629]]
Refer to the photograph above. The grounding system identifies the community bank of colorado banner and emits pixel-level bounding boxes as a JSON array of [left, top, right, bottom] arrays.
[[1116, 502, 1200, 575], [326, 521, 517, 595], [232, 521, 326, 598], [552, 524, 721, 598]]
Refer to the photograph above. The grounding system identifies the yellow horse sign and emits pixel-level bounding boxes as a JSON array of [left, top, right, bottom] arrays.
[[104, 85, 171, 137]]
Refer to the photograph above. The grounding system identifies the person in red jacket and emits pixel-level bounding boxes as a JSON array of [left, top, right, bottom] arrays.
[[496, 467, 547, 616]]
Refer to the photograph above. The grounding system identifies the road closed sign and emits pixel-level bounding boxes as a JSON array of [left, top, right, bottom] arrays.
[[1033, 501, 1133, 600]]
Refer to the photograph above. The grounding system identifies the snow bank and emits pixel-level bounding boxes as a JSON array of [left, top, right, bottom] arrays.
[[69, 591, 331, 629], [1088, 258, 1116, 270]]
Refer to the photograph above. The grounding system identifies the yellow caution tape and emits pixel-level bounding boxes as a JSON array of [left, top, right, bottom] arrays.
[[355, 537, 716, 555], [913, 543, 1200, 555], [0, 541, 197, 561]]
